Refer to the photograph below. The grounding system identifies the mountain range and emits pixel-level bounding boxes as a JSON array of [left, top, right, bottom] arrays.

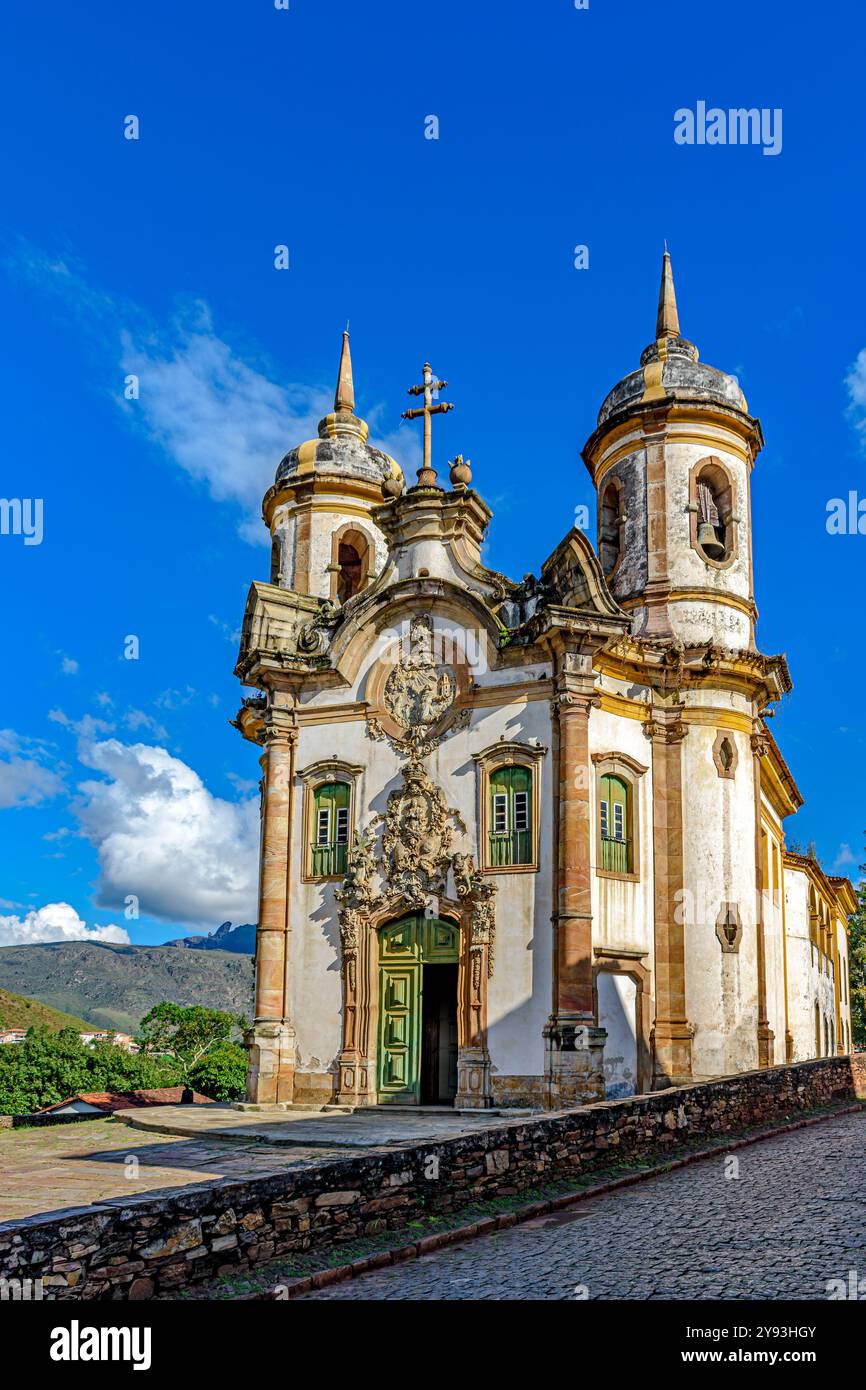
[[0, 940, 255, 1034], [161, 921, 256, 954]]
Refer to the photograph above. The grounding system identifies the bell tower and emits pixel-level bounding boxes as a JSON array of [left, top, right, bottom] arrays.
[[583, 249, 764, 651], [262, 330, 404, 604]]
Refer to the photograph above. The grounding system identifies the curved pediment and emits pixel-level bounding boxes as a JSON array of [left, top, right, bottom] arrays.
[[327, 577, 507, 689], [540, 527, 627, 621]]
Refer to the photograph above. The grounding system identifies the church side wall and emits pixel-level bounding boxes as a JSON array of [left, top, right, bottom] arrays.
[[783, 868, 817, 1062], [836, 916, 851, 1053], [760, 798, 789, 1063]]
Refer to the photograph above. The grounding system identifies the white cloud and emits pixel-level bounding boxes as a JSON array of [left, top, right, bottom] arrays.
[[48, 709, 113, 739], [0, 728, 65, 809], [120, 305, 332, 540], [834, 843, 857, 869], [123, 708, 169, 741], [0, 902, 129, 948], [59, 654, 79, 675], [227, 771, 257, 796], [846, 350, 866, 438], [6, 242, 418, 540], [73, 736, 259, 928]]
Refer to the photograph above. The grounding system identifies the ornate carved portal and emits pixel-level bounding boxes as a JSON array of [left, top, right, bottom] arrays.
[[335, 614, 496, 1108], [334, 891, 493, 1109]]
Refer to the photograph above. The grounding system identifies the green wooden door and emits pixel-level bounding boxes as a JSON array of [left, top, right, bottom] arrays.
[[377, 915, 459, 1104]]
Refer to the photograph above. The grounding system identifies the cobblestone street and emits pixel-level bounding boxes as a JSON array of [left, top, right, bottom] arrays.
[[300, 1111, 866, 1301]]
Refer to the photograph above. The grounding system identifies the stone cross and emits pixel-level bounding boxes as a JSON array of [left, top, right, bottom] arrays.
[[401, 362, 454, 484]]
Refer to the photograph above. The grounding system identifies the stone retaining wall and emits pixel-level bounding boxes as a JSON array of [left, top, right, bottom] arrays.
[[1, 1055, 863, 1300]]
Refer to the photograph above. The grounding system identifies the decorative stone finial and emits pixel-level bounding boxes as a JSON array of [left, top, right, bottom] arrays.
[[334, 326, 355, 413], [316, 326, 368, 441], [449, 454, 472, 488], [656, 245, 681, 340]]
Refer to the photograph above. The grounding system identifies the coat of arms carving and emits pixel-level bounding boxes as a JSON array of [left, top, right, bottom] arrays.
[[383, 615, 456, 744]]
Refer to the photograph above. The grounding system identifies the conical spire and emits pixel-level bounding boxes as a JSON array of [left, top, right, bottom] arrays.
[[316, 324, 369, 441], [334, 325, 355, 413], [656, 244, 681, 340]]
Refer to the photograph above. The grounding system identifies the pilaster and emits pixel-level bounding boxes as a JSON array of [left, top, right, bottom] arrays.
[[243, 708, 298, 1106], [545, 649, 606, 1107], [643, 706, 693, 1087], [751, 729, 775, 1068]]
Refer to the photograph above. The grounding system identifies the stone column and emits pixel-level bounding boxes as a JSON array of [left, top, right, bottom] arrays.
[[643, 707, 693, 1088], [545, 653, 606, 1108], [242, 710, 297, 1107], [751, 730, 774, 1068]]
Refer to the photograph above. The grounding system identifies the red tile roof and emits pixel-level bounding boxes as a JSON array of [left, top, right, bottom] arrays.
[[40, 1086, 212, 1114]]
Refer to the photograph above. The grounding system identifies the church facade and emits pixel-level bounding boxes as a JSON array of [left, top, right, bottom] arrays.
[[233, 253, 855, 1111]]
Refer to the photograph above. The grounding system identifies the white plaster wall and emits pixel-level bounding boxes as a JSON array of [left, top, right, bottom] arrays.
[[782, 868, 838, 1061], [468, 698, 554, 1080], [588, 706, 655, 964], [664, 439, 753, 650], [598, 972, 638, 1098], [762, 828, 789, 1060], [681, 718, 760, 1077], [271, 497, 386, 598]]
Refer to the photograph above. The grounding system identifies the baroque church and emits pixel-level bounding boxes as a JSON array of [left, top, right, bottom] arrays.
[[233, 252, 855, 1111]]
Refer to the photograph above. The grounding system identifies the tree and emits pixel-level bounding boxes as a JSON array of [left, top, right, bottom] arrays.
[[848, 851, 866, 1049], [137, 1003, 246, 1081], [189, 1041, 248, 1102], [0, 1028, 183, 1116]]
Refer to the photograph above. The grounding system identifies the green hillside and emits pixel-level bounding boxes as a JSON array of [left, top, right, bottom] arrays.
[[0, 941, 254, 1034], [0, 988, 92, 1034]]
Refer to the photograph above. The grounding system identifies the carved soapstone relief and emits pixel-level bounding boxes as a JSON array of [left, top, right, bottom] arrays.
[[382, 615, 456, 742], [337, 615, 496, 974]]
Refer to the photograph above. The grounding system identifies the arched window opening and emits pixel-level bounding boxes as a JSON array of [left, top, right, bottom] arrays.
[[599, 479, 623, 577], [270, 536, 281, 585], [599, 773, 632, 874], [311, 781, 350, 878], [693, 461, 734, 563], [488, 765, 532, 867], [718, 737, 734, 772], [337, 543, 363, 603], [331, 527, 371, 604]]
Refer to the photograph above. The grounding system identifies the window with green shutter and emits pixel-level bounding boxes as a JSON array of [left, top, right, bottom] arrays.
[[599, 773, 632, 874], [488, 765, 533, 867], [310, 781, 350, 878]]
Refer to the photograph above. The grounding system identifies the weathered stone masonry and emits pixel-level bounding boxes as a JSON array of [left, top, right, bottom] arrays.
[[2, 1056, 862, 1300]]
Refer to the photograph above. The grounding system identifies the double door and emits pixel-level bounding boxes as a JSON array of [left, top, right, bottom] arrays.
[[377, 914, 459, 1105]]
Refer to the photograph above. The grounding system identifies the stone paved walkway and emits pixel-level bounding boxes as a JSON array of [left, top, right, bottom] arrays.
[[0, 1107, 527, 1223], [298, 1110, 866, 1301], [117, 1103, 526, 1147], [0, 1119, 333, 1222]]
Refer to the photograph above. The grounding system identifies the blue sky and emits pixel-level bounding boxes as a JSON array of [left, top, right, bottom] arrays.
[[1, 0, 865, 946]]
